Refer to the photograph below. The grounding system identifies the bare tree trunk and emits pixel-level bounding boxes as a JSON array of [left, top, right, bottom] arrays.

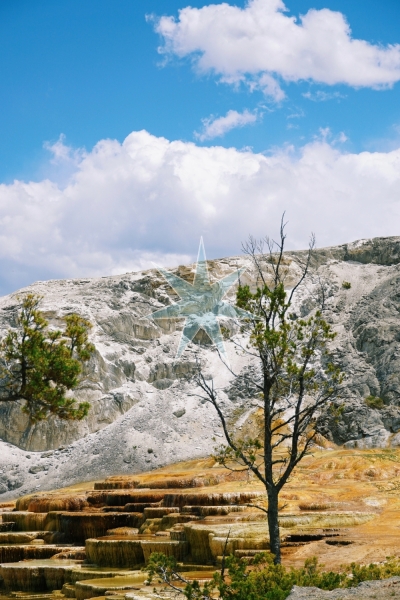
[[193, 222, 342, 568], [267, 487, 281, 564]]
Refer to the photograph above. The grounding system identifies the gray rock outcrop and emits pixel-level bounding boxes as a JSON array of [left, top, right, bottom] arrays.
[[287, 577, 400, 599], [0, 259, 244, 453], [1, 236, 400, 497]]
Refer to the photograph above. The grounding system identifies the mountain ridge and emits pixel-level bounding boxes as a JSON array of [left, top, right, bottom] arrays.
[[1, 235, 400, 499]]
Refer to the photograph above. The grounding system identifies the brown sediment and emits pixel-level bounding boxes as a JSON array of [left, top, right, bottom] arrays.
[[193, 513, 265, 524], [1, 559, 82, 592], [278, 512, 374, 529], [138, 518, 162, 534], [94, 480, 140, 490], [1, 560, 142, 593], [181, 505, 246, 516], [0, 501, 16, 510], [142, 507, 179, 519], [85, 538, 145, 568], [163, 491, 264, 507], [0, 532, 47, 543], [69, 567, 139, 584], [140, 539, 189, 564], [158, 514, 198, 529], [98, 468, 249, 491], [0, 545, 73, 563], [43, 512, 137, 544], [85, 492, 109, 507], [2, 512, 48, 531], [99, 492, 168, 507], [75, 575, 147, 600], [17, 494, 89, 513], [183, 521, 272, 564], [122, 502, 162, 512], [106, 528, 139, 536], [51, 548, 86, 560], [170, 527, 187, 541], [182, 523, 215, 564], [125, 513, 144, 529]]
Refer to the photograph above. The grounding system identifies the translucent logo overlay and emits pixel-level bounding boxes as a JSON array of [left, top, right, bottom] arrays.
[[147, 239, 252, 359]]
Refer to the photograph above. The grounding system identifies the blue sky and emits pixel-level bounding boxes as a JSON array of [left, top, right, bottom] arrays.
[[2, 0, 400, 180], [1, 0, 400, 294]]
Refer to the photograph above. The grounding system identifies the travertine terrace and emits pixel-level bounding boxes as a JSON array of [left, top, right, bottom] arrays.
[[2, 450, 400, 598]]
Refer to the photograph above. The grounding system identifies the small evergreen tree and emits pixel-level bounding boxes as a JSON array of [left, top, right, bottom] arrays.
[[0, 293, 94, 422]]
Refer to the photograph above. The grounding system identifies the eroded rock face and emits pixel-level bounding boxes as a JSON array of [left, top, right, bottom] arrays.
[[0, 262, 246, 458], [0, 266, 233, 452], [310, 257, 400, 448], [1, 236, 400, 495]]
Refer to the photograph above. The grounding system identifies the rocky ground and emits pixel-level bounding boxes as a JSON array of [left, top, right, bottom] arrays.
[[287, 578, 400, 599], [2, 236, 400, 497]]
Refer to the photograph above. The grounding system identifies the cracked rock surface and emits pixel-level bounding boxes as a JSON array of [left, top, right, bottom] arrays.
[[287, 577, 400, 599]]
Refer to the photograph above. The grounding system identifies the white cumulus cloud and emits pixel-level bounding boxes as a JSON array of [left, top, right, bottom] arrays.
[[195, 109, 259, 141], [1, 129, 400, 295], [154, 0, 400, 98]]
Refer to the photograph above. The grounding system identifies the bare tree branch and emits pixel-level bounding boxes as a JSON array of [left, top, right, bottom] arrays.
[[194, 216, 343, 564]]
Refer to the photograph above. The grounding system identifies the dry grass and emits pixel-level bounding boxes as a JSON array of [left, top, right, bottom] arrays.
[[298, 502, 333, 511]]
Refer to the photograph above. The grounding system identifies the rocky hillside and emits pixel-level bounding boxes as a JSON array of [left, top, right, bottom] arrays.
[[1, 236, 400, 499]]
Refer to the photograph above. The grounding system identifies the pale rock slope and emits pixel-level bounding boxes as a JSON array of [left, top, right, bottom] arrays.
[[1, 236, 400, 499]]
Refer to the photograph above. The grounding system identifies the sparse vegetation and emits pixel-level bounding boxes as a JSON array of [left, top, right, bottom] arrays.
[[342, 281, 351, 289], [298, 501, 332, 511], [146, 552, 400, 600], [6, 449, 400, 597], [328, 402, 345, 423], [220, 325, 231, 340], [365, 395, 385, 409], [0, 293, 94, 422]]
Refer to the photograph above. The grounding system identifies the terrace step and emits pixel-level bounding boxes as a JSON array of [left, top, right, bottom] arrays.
[[0, 532, 51, 544], [0, 559, 83, 592], [0, 522, 15, 532], [140, 540, 189, 564], [85, 538, 145, 568], [62, 584, 77, 598], [2, 513, 47, 532], [0, 544, 73, 563], [75, 574, 147, 600], [44, 513, 141, 544], [182, 505, 246, 517]]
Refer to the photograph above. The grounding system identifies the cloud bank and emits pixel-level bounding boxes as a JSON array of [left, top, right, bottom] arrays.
[[155, 0, 400, 100], [1, 129, 400, 295]]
